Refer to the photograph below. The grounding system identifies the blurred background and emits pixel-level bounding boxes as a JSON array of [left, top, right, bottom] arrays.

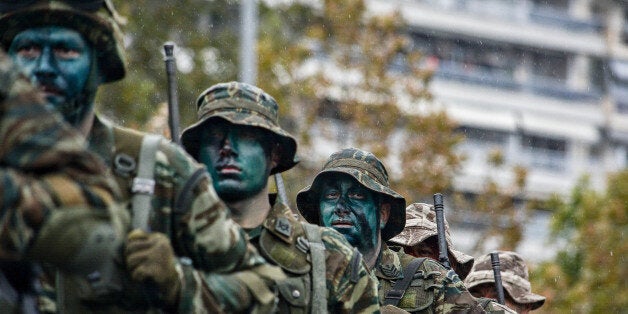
[[102, 0, 627, 312]]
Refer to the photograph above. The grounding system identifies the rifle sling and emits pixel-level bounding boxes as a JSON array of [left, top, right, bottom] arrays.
[[131, 134, 161, 231], [383, 257, 427, 306]]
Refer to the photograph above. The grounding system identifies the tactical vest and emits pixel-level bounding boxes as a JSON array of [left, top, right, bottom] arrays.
[[378, 252, 440, 313], [257, 205, 360, 313], [55, 122, 182, 313]]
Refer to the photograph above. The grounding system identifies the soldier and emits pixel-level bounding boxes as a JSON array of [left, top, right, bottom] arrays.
[[387, 203, 474, 280], [297, 147, 513, 313], [181, 81, 379, 312], [1, 1, 283, 312], [0, 51, 124, 312], [464, 251, 545, 314]]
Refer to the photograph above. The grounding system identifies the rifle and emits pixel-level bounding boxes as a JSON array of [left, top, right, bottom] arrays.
[[433, 193, 451, 269], [163, 43, 181, 145], [274, 173, 289, 205], [490, 252, 506, 305]]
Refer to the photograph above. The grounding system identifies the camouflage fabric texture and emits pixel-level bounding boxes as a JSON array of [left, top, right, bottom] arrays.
[[297, 147, 406, 241], [181, 81, 298, 174], [376, 244, 510, 313], [51, 114, 277, 313], [0, 0, 126, 82], [388, 203, 474, 279], [0, 53, 118, 261], [465, 251, 546, 310], [200, 201, 380, 312]]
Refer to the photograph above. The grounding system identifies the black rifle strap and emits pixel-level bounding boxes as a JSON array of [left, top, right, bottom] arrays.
[[383, 257, 427, 306]]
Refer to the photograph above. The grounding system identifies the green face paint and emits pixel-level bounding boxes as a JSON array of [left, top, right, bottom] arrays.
[[198, 119, 274, 202], [9, 26, 93, 124], [318, 173, 381, 253]]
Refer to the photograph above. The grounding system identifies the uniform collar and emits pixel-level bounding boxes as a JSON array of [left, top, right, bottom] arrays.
[[374, 243, 403, 280], [87, 114, 115, 165]]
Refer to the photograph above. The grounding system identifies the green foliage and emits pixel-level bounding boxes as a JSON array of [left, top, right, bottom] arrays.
[[257, 0, 462, 202], [530, 171, 628, 313], [100, 0, 461, 205], [99, 0, 241, 131]]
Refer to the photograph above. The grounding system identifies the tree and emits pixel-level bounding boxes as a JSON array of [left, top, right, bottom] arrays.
[[100, 0, 242, 131], [102, 0, 463, 205], [530, 171, 628, 313], [451, 149, 531, 254], [256, 0, 463, 203]]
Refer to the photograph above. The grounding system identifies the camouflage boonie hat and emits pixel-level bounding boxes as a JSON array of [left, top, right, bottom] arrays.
[[388, 203, 474, 279], [296, 148, 406, 241], [464, 251, 545, 310], [0, 0, 126, 83], [181, 81, 298, 174]]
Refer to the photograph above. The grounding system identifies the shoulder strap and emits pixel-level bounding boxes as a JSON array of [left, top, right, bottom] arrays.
[[131, 134, 161, 231], [383, 257, 427, 306], [302, 223, 328, 314]]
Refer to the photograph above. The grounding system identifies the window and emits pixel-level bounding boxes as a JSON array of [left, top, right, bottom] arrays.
[[521, 134, 567, 171], [458, 126, 508, 144]]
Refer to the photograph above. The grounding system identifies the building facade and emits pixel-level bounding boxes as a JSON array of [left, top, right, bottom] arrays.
[[365, 0, 628, 260]]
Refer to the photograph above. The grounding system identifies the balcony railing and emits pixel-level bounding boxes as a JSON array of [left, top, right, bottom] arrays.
[[434, 59, 602, 101], [412, 0, 605, 33]]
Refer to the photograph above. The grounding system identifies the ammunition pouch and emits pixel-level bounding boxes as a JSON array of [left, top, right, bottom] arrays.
[[27, 205, 130, 304]]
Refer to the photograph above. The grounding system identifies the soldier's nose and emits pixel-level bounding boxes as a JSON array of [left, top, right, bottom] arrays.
[[334, 199, 350, 215]]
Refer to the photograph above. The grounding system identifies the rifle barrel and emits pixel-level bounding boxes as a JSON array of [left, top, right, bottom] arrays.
[[433, 193, 451, 269], [490, 252, 506, 305], [163, 44, 181, 145]]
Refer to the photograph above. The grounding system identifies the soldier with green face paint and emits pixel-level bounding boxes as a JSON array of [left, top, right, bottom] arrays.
[[0, 1, 283, 312], [181, 81, 380, 313], [0, 50, 124, 313], [297, 148, 513, 313]]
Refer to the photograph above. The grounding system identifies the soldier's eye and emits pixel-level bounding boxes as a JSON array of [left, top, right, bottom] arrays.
[[54, 47, 81, 59], [17, 45, 41, 59], [349, 190, 366, 199], [324, 190, 339, 199]]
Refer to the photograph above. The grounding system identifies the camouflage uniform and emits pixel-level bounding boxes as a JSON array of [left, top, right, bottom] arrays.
[[0, 2, 280, 313], [181, 82, 379, 313], [465, 251, 545, 312], [0, 52, 122, 313], [388, 203, 475, 280], [297, 148, 505, 313], [388, 204, 518, 313]]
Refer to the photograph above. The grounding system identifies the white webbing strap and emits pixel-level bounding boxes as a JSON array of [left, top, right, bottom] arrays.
[[131, 135, 161, 231]]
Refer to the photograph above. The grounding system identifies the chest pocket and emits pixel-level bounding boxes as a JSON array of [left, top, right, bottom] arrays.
[[397, 276, 435, 313], [276, 275, 311, 314]]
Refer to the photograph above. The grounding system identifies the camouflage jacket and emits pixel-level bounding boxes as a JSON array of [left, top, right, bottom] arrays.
[[376, 245, 489, 313], [0, 62, 118, 312], [204, 200, 380, 313], [50, 115, 276, 313], [0, 77, 118, 259]]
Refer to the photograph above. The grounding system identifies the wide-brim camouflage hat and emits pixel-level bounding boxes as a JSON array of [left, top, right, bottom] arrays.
[[181, 81, 298, 174], [0, 0, 126, 83], [388, 203, 474, 279], [296, 148, 406, 241], [464, 251, 545, 310]]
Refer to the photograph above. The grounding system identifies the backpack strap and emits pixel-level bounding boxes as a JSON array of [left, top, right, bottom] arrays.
[[383, 257, 427, 306], [302, 223, 328, 314], [131, 134, 161, 231]]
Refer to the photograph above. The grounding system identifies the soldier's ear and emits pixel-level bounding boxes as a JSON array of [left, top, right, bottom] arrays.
[[270, 142, 281, 169], [380, 203, 391, 228]]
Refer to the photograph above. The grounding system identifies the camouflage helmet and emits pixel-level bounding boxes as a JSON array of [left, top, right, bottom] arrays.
[[464, 251, 545, 310], [0, 0, 126, 83], [296, 148, 406, 241], [387, 203, 475, 279], [181, 81, 298, 174]]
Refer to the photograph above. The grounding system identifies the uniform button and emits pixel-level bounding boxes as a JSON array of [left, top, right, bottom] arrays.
[[292, 290, 301, 298]]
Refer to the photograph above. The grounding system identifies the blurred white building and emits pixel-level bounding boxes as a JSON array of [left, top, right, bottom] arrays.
[[364, 0, 628, 260]]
